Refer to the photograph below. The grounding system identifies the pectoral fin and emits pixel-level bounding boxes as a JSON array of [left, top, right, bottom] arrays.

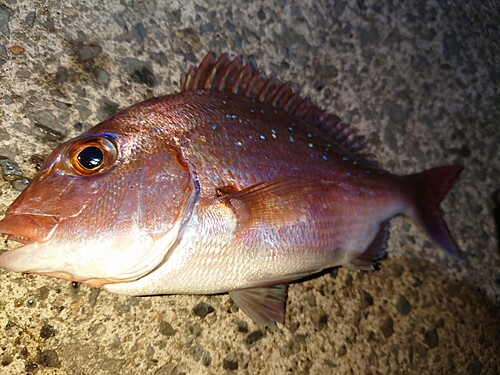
[[229, 284, 288, 329], [218, 178, 330, 231]]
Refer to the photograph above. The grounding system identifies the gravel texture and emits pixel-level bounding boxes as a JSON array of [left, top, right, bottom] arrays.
[[0, 1, 498, 374]]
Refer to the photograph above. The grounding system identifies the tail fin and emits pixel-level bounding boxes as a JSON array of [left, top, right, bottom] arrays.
[[406, 165, 464, 259]]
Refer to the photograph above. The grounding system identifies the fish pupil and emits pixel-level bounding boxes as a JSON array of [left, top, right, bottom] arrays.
[[77, 146, 104, 170]]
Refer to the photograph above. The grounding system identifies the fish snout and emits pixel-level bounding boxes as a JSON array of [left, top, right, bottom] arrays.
[[0, 214, 58, 245]]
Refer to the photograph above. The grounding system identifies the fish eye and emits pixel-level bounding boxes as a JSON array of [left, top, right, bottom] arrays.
[[69, 137, 117, 176], [77, 146, 104, 170]]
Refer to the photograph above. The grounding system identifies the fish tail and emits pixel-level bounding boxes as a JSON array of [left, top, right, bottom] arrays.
[[405, 165, 464, 259]]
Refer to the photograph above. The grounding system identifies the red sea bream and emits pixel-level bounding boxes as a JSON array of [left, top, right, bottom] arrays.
[[0, 52, 463, 327]]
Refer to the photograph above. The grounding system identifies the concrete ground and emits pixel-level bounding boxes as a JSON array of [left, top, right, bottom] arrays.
[[0, 0, 498, 374]]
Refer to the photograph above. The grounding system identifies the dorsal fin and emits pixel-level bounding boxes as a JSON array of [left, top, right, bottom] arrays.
[[181, 51, 376, 161]]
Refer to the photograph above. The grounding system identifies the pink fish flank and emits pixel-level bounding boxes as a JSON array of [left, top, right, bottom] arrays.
[[0, 52, 462, 328]]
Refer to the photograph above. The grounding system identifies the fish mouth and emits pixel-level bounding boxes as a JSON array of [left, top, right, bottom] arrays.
[[0, 214, 58, 247], [0, 213, 63, 276]]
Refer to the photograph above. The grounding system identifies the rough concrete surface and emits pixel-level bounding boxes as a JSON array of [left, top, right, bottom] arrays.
[[0, 0, 498, 374]]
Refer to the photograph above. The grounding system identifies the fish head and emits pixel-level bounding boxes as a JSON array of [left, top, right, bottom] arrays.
[[0, 114, 197, 286]]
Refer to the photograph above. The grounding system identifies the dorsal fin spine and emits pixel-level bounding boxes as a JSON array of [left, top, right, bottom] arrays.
[[231, 63, 249, 93], [199, 55, 216, 89], [203, 67, 216, 90], [208, 55, 224, 90], [293, 97, 310, 118], [213, 56, 228, 90], [270, 80, 285, 103], [193, 67, 203, 90], [227, 57, 243, 93], [271, 82, 291, 107], [222, 55, 237, 88], [243, 72, 259, 97], [258, 78, 273, 102], [282, 92, 299, 112], [194, 52, 214, 90]]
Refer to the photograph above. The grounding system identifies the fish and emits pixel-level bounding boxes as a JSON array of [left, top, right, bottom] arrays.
[[0, 52, 463, 328]]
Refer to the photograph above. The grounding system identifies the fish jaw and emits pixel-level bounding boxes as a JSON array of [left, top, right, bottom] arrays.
[[0, 214, 185, 286]]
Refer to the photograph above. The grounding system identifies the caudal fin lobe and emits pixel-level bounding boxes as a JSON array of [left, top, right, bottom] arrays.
[[406, 165, 464, 259]]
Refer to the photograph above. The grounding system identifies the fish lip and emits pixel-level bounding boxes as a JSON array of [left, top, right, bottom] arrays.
[[4, 234, 33, 245], [0, 214, 59, 247]]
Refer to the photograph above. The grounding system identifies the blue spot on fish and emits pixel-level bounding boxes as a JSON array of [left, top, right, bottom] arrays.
[[289, 135, 294, 142], [260, 134, 266, 140], [322, 155, 328, 161], [235, 141, 243, 147], [271, 129, 277, 134], [342, 156, 349, 161], [307, 133, 313, 138], [211, 124, 217, 130], [346, 171, 352, 177]]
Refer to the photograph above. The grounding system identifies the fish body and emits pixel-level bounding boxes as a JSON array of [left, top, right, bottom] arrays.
[[0, 53, 462, 327]]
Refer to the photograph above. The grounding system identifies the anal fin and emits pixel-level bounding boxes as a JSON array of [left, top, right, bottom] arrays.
[[229, 284, 288, 330], [347, 221, 389, 270]]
